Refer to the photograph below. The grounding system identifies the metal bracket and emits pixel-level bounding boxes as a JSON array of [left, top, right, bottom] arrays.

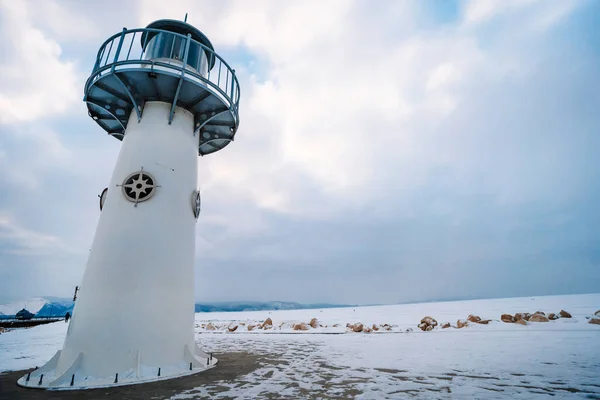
[[114, 73, 142, 122], [169, 34, 192, 125]]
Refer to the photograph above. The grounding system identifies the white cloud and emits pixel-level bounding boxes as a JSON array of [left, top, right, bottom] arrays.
[[0, 213, 63, 255], [0, 2, 81, 124]]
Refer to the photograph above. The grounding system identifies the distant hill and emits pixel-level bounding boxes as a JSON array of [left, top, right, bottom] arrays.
[[0, 298, 351, 317], [194, 301, 353, 313]]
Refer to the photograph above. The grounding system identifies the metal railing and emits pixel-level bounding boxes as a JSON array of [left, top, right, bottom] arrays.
[[85, 28, 240, 119]]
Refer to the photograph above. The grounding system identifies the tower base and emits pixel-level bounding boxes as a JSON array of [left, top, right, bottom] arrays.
[[16, 345, 217, 390]]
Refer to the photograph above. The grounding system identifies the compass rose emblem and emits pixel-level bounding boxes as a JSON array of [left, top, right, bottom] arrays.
[[118, 168, 159, 206]]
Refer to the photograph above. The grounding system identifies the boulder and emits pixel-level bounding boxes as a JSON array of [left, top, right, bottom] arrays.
[[247, 324, 256, 331], [206, 323, 216, 331], [352, 323, 364, 333], [309, 318, 318, 329], [559, 310, 572, 318], [293, 322, 309, 331], [261, 318, 273, 330], [456, 319, 468, 329], [477, 319, 491, 325], [589, 317, 600, 325], [372, 324, 379, 331], [363, 326, 372, 333], [533, 311, 545, 316], [425, 325, 434, 331], [467, 315, 481, 323], [548, 313, 558, 320], [501, 314, 515, 323], [418, 323, 428, 331], [420, 316, 438, 327], [228, 325, 238, 332], [529, 314, 549, 322], [441, 322, 451, 329], [515, 318, 527, 325], [514, 313, 524, 321]]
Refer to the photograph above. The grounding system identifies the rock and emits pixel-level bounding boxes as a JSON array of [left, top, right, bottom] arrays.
[[533, 311, 545, 316], [309, 318, 318, 329], [363, 326, 372, 333], [467, 314, 481, 323], [293, 323, 309, 331], [384, 326, 392, 331], [228, 325, 238, 332], [372, 324, 379, 331], [261, 318, 273, 329], [523, 313, 532, 321], [352, 323, 364, 333], [441, 322, 451, 329], [514, 313, 524, 321], [247, 324, 256, 331], [206, 323, 216, 331], [515, 318, 527, 325], [589, 317, 600, 325], [420, 316, 438, 327], [405, 328, 413, 332], [594, 310, 600, 317], [456, 319, 468, 329], [477, 320, 491, 325], [425, 325, 434, 331], [418, 323, 428, 331], [501, 314, 515, 323], [529, 314, 549, 322], [333, 324, 339, 327], [559, 310, 572, 318], [548, 313, 558, 320], [346, 323, 351, 328], [239, 322, 245, 326]]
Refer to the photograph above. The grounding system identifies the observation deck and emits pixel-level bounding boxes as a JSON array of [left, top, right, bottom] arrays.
[[83, 20, 240, 156]]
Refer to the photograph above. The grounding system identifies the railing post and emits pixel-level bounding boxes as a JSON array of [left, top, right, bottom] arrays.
[[230, 69, 236, 101], [111, 28, 127, 73], [182, 34, 192, 67]]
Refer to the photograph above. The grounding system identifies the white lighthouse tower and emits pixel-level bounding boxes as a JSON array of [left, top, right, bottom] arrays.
[[18, 19, 240, 389]]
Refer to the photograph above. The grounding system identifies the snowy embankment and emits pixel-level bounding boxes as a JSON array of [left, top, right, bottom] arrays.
[[2, 293, 599, 398], [195, 293, 600, 334]]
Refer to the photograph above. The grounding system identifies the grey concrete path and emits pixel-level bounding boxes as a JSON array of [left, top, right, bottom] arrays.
[[0, 352, 259, 400]]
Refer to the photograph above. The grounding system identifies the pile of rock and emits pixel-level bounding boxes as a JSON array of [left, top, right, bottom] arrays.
[[501, 310, 573, 325], [347, 322, 364, 332], [418, 316, 438, 331], [293, 322, 309, 331]]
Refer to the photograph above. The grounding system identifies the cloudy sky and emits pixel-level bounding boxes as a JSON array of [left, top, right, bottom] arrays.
[[0, 0, 598, 305]]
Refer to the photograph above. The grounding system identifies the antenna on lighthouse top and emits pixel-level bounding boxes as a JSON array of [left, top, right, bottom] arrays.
[[184, 13, 188, 22]]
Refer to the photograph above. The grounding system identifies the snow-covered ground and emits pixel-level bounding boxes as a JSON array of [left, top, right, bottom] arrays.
[[1, 293, 599, 399]]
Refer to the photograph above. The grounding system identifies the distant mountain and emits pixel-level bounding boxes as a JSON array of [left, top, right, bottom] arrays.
[[0, 297, 48, 316], [194, 301, 353, 313], [36, 301, 74, 317], [0, 298, 351, 317], [0, 297, 74, 318]]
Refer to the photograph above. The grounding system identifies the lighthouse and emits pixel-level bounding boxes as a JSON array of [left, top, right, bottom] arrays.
[[17, 19, 240, 389]]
